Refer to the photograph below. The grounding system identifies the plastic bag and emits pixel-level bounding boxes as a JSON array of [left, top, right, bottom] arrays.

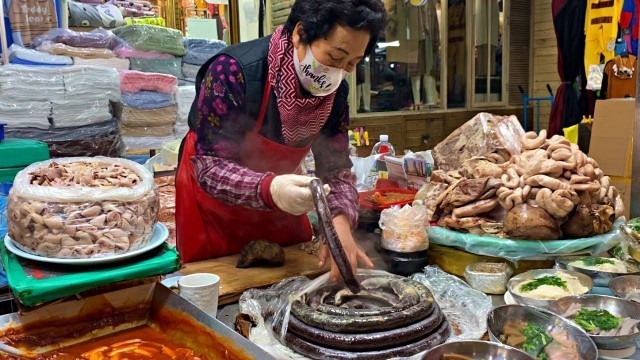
[[240, 269, 462, 360], [60, 65, 121, 102], [123, 135, 178, 151], [155, 176, 176, 245], [176, 85, 195, 124], [51, 98, 112, 128], [183, 38, 227, 66], [121, 124, 174, 137], [7, 157, 158, 259], [47, 134, 125, 158], [433, 113, 524, 172], [72, 57, 130, 72], [130, 57, 183, 79], [122, 91, 176, 110], [379, 204, 429, 252], [411, 266, 492, 341], [428, 218, 625, 262], [120, 70, 178, 94], [32, 28, 122, 50], [0, 65, 66, 102], [9, 45, 73, 65], [37, 41, 116, 59], [111, 25, 185, 56], [350, 155, 379, 191], [487, 304, 597, 359], [121, 105, 176, 127]]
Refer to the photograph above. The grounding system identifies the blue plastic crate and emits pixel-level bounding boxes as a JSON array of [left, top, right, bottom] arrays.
[[0, 123, 5, 142]]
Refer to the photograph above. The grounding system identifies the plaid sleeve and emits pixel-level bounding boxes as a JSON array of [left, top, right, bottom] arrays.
[[191, 155, 273, 210], [313, 105, 358, 228]]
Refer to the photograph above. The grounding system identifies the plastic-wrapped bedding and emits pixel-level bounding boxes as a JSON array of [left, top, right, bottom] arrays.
[[120, 70, 178, 94], [51, 98, 112, 128], [9, 45, 73, 66], [129, 57, 183, 79], [175, 85, 195, 124], [114, 44, 175, 59], [0, 102, 52, 129], [73, 57, 130, 72], [61, 65, 121, 102], [183, 38, 227, 65], [122, 91, 175, 110], [0, 65, 66, 102], [37, 42, 116, 59], [121, 124, 174, 137], [5, 119, 125, 158], [121, 105, 176, 129], [67, 0, 125, 28], [32, 28, 122, 50], [123, 135, 177, 150], [182, 62, 199, 80], [111, 25, 185, 56]]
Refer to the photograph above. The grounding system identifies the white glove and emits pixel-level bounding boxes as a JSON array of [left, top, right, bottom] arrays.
[[270, 175, 331, 216]]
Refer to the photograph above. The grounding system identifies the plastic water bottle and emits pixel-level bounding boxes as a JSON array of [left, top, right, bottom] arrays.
[[371, 135, 396, 156]]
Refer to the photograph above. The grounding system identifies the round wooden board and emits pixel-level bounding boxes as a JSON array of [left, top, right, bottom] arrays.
[[426, 244, 555, 277]]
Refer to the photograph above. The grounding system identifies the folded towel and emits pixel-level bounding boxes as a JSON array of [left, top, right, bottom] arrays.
[[61, 65, 121, 102], [9, 45, 73, 65], [72, 57, 130, 71], [38, 42, 116, 59], [8, 58, 70, 67], [175, 85, 196, 125], [130, 57, 183, 78], [121, 123, 174, 137], [122, 91, 176, 109], [51, 98, 112, 128], [4, 118, 119, 141], [182, 62, 199, 80], [120, 70, 177, 94], [121, 105, 177, 127], [0, 101, 52, 129], [183, 38, 227, 66], [112, 25, 185, 56], [123, 134, 177, 150], [114, 44, 174, 59], [32, 28, 121, 49], [0, 65, 66, 102]]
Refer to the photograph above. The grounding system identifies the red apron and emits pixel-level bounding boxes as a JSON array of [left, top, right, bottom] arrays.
[[175, 82, 313, 263]]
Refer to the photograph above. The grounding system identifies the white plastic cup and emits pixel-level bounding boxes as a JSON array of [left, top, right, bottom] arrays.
[[171, 273, 220, 318]]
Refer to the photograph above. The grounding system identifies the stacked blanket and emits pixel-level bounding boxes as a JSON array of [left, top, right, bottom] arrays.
[[182, 38, 226, 80], [175, 85, 195, 137], [72, 57, 130, 71], [119, 70, 178, 149], [112, 25, 185, 56], [130, 57, 182, 78], [0, 65, 120, 130], [9, 45, 72, 66]]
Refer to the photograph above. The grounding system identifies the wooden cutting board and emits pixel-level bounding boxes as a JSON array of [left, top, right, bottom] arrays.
[[179, 245, 327, 306]]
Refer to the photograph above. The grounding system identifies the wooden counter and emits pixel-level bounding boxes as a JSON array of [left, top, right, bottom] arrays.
[[179, 245, 327, 306]]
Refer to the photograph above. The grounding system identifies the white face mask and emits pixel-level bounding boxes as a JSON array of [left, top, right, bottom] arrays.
[[293, 45, 348, 96]]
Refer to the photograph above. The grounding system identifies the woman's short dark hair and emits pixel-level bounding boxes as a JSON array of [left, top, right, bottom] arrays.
[[283, 0, 387, 55]]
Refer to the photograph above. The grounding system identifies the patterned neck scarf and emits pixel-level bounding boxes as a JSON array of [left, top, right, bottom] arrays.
[[267, 26, 337, 145]]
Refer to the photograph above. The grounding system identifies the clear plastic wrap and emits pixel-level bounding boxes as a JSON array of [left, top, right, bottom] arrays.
[[428, 218, 625, 262], [350, 155, 379, 191], [7, 157, 158, 259], [121, 91, 175, 110], [487, 304, 597, 359], [0, 65, 66, 102], [37, 41, 116, 59], [61, 65, 121, 102], [155, 176, 175, 245], [379, 204, 429, 252], [72, 57, 130, 72], [121, 105, 177, 127], [183, 38, 227, 66], [51, 98, 112, 128], [176, 85, 196, 124], [432, 113, 525, 172], [130, 57, 183, 79], [463, 262, 512, 295], [411, 266, 492, 341], [0, 101, 52, 129], [111, 25, 185, 56], [47, 134, 125, 158], [31, 28, 122, 50], [123, 135, 178, 150], [174, 124, 189, 139], [114, 43, 175, 59], [120, 70, 178, 94], [8, 45, 73, 65], [181, 62, 200, 80], [238, 269, 490, 359]]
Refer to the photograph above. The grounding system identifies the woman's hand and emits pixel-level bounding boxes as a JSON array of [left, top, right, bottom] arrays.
[[318, 215, 374, 281]]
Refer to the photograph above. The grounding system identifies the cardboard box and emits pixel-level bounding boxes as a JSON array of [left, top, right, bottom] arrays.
[[589, 99, 635, 178], [610, 176, 631, 220]]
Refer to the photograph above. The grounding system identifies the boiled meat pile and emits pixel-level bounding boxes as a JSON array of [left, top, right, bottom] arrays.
[[426, 129, 623, 240]]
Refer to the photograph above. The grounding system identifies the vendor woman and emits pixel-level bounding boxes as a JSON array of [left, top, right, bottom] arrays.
[[176, 0, 387, 277]]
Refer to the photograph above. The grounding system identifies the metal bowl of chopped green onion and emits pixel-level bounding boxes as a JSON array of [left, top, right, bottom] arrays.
[[507, 269, 593, 308], [487, 305, 598, 360], [556, 256, 640, 279], [547, 294, 640, 350]]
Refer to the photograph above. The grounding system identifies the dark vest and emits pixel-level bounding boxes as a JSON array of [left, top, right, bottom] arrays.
[[179, 36, 349, 164]]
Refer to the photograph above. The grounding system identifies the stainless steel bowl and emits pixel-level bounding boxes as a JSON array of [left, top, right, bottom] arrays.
[[421, 340, 534, 360], [487, 304, 598, 360], [609, 275, 640, 303], [547, 294, 640, 350], [556, 256, 640, 279], [507, 269, 593, 307]]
